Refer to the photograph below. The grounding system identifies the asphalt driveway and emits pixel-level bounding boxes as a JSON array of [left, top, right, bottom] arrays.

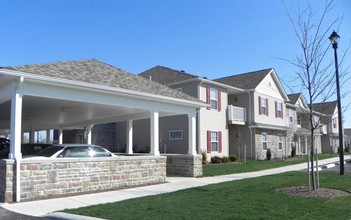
[[322, 159, 351, 173]]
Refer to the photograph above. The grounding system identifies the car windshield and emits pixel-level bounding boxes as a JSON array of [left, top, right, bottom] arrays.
[[35, 145, 64, 157]]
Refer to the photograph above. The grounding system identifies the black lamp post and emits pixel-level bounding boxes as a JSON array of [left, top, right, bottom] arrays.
[[329, 31, 344, 175]]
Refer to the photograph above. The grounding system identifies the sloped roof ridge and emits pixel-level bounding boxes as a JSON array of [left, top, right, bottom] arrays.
[[216, 68, 273, 80], [213, 68, 273, 90], [153, 65, 199, 78], [3, 59, 200, 102], [139, 65, 199, 85], [4, 58, 97, 69]]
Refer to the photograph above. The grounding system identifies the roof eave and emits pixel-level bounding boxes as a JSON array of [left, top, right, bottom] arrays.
[[0, 69, 207, 108]]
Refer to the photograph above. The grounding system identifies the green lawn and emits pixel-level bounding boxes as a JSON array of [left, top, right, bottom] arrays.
[[65, 155, 351, 220], [64, 171, 351, 220], [203, 154, 333, 176]]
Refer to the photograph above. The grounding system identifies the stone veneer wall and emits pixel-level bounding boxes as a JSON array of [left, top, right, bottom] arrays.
[[166, 154, 202, 177], [0, 156, 166, 203]]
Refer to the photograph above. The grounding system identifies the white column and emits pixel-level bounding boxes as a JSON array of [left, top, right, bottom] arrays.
[[59, 129, 63, 144], [29, 129, 35, 143], [9, 84, 23, 203], [9, 90, 23, 160], [46, 129, 51, 144], [86, 124, 94, 144], [126, 120, 134, 154], [188, 113, 197, 155], [150, 110, 160, 156]]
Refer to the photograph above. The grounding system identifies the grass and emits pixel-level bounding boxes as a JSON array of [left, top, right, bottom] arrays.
[[64, 171, 351, 220], [203, 154, 334, 177]]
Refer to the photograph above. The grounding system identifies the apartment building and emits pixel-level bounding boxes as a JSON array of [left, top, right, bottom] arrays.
[[139, 67, 297, 160]]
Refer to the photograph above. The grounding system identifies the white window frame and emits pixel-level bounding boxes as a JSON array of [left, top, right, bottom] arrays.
[[333, 118, 337, 128], [297, 115, 301, 125], [278, 134, 283, 150], [277, 102, 282, 118], [261, 97, 267, 115], [211, 131, 219, 151], [262, 132, 268, 151], [169, 130, 183, 140], [210, 88, 218, 110], [289, 109, 294, 123]]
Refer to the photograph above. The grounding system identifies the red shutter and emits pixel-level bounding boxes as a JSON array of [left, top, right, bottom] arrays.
[[266, 98, 269, 116], [281, 103, 284, 119], [275, 101, 277, 118], [206, 88, 210, 110], [217, 90, 221, 112], [207, 131, 211, 153], [218, 131, 222, 153], [258, 96, 261, 115]]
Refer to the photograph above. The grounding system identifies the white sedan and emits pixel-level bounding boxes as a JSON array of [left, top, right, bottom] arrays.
[[24, 144, 117, 159]]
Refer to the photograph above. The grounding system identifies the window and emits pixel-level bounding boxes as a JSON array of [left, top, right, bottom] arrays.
[[289, 109, 294, 123], [313, 116, 319, 126], [297, 115, 301, 125], [207, 130, 222, 153], [176, 88, 182, 93], [210, 88, 218, 109], [211, 131, 218, 151], [262, 132, 268, 150], [333, 118, 337, 128], [206, 88, 221, 111], [278, 134, 283, 150], [169, 130, 183, 140], [275, 101, 283, 118], [259, 96, 268, 116]]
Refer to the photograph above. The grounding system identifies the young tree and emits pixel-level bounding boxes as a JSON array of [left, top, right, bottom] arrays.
[[283, 0, 349, 190]]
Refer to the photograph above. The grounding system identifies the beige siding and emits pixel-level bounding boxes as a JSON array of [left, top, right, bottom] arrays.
[[256, 73, 284, 99], [199, 85, 229, 159], [170, 82, 198, 99], [254, 92, 286, 127]]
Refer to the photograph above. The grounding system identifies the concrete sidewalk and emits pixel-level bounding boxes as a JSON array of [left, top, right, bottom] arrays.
[[1, 156, 348, 219]]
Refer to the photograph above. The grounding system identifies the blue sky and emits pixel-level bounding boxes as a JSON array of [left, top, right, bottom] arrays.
[[1, 0, 351, 127]]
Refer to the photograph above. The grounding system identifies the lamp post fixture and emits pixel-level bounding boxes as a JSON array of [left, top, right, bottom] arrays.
[[329, 30, 344, 175]]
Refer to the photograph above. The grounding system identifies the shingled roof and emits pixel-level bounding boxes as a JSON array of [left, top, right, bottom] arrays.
[[287, 93, 301, 104], [312, 101, 337, 115], [2, 59, 199, 102], [214, 68, 272, 90], [139, 66, 198, 85]]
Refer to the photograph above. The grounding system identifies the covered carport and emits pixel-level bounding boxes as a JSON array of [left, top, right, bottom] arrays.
[[0, 59, 206, 202]]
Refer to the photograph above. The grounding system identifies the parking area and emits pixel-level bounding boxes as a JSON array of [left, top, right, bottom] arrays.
[[321, 159, 351, 173]]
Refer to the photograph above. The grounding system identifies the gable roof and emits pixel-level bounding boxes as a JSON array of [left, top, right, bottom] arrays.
[[287, 93, 301, 104], [1, 59, 199, 102], [214, 68, 272, 90], [312, 101, 338, 115], [139, 66, 198, 85]]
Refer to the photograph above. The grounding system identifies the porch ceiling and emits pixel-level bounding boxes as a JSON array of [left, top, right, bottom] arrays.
[[0, 95, 150, 132]]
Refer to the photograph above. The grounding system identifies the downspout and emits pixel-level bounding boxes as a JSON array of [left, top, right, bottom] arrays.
[[247, 91, 254, 159]]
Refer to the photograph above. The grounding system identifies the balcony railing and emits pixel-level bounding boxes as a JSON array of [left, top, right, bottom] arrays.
[[228, 105, 246, 125]]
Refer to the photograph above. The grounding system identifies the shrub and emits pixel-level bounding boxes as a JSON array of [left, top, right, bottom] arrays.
[[266, 148, 272, 160], [291, 146, 296, 157], [211, 156, 222, 164], [229, 154, 237, 162], [201, 151, 208, 164], [222, 156, 229, 163]]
